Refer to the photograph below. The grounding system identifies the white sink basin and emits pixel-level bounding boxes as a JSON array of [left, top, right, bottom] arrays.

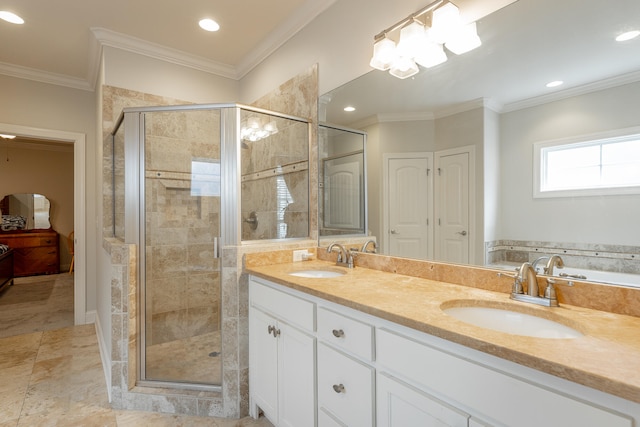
[[443, 306, 583, 339], [289, 269, 346, 279]]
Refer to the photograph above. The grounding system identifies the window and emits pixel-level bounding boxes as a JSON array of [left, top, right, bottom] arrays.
[[534, 130, 640, 198]]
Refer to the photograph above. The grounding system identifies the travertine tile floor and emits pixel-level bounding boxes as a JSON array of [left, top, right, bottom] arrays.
[[0, 275, 273, 426], [0, 274, 74, 339]]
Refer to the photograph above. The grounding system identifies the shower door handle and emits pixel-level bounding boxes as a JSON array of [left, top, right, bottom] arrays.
[[213, 237, 220, 258]]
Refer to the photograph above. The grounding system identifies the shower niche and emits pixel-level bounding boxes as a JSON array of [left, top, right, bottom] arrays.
[[112, 104, 310, 391]]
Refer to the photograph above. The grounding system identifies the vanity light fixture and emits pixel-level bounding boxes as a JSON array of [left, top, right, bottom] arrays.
[[240, 116, 278, 142], [0, 11, 24, 24], [199, 18, 220, 32], [369, 0, 481, 79], [616, 30, 640, 42], [0, 134, 17, 139]]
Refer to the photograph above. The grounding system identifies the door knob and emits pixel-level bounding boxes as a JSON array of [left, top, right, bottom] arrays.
[[457, 230, 467, 236], [332, 384, 345, 393], [390, 229, 398, 234]]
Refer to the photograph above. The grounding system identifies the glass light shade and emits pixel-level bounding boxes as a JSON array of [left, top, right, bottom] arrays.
[[396, 20, 427, 59], [414, 42, 448, 68], [264, 121, 278, 135], [444, 22, 481, 55], [430, 2, 462, 44], [389, 56, 419, 79], [370, 37, 397, 71]]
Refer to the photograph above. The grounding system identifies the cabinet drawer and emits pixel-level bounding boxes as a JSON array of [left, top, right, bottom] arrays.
[[317, 307, 374, 361], [249, 278, 315, 332], [39, 237, 57, 246], [317, 343, 374, 427]]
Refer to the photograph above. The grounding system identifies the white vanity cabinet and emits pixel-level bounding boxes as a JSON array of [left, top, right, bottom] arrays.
[[249, 275, 639, 427], [249, 278, 316, 427]]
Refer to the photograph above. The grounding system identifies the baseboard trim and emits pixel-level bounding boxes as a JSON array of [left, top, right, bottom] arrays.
[[94, 314, 112, 402]]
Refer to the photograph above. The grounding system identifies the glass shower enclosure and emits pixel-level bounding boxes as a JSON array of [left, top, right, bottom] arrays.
[[112, 104, 310, 390]]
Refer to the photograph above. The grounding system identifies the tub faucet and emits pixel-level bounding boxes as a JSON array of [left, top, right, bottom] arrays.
[[327, 243, 354, 268], [545, 255, 564, 276], [361, 240, 377, 253], [531, 256, 550, 274]]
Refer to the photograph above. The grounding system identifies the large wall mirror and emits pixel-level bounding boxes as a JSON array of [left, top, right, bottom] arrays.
[[319, 0, 640, 286]]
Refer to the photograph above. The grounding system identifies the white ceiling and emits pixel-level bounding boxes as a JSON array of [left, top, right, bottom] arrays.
[[323, 0, 640, 125], [0, 0, 333, 90]]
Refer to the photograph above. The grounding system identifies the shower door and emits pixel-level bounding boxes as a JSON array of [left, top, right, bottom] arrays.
[[141, 108, 222, 387]]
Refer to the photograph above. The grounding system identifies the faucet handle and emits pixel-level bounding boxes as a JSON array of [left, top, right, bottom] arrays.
[[544, 279, 558, 301]]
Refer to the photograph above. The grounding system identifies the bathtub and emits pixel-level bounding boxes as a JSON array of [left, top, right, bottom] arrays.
[[488, 263, 640, 289]]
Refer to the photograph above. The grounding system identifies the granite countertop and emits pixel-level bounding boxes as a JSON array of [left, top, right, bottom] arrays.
[[246, 259, 640, 404]]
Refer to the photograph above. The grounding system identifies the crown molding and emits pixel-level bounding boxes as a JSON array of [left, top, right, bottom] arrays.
[[503, 70, 640, 113], [235, 0, 338, 78], [0, 61, 92, 91], [90, 27, 237, 80]]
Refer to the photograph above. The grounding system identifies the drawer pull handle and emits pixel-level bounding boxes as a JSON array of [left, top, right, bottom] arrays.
[[267, 325, 280, 338], [332, 384, 345, 393], [332, 329, 345, 338], [45, 240, 52, 243], [48, 251, 56, 254]]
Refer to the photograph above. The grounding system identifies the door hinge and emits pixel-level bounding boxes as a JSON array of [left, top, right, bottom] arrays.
[[438, 218, 441, 226], [426, 168, 430, 176], [437, 168, 442, 176]]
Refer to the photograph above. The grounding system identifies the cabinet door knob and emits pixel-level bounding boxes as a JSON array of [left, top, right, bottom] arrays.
[[273, 328, 281, 337], [332, 384, 345, 393], [267, 325, 275, 335], [332, 329, 345, 338]]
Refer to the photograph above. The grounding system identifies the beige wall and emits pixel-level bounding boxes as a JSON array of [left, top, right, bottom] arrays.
[[0, 145, 74, 269], [0, 74, 95, 282]]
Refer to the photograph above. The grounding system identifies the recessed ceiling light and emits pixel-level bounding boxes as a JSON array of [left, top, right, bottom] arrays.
[[616, 30, 640, 42], [0, 11, 24, 24], [546, 80, 563, 88], [199, 18, 220, 32], [344, 106, 356, 112]]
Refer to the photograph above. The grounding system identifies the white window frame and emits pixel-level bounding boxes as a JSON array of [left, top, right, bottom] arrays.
[[533, 126, 640, 198]]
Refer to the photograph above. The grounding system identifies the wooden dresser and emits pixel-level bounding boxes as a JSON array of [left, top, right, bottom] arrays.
[[0, 230, 60, 277]]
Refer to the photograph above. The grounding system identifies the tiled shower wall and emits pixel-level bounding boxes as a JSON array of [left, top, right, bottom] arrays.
[[101, 63, 319, 418], [143, 110, 221, 345]]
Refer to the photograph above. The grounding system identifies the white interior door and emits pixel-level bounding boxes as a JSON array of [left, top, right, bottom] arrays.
[[435, 147, 473, 264], [384, 154, 432, 259], [324, 160, 361, 229]]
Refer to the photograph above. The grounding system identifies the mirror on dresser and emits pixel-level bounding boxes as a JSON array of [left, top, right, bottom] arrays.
[[319, 0, 640, 287], [0, 193, 59, 277], [0, 193, 51, 230]]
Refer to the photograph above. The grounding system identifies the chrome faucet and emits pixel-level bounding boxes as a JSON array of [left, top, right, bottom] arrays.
[[361, 240, 377, 253], [327, 243, 354, 268]]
